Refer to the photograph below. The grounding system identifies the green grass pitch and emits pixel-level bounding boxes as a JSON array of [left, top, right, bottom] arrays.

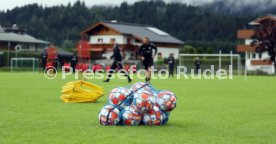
[[0, 72, 275, 144]]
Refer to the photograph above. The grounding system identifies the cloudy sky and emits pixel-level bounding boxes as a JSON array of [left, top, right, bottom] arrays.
[[1, 0, 274, 11], [0, 0, 215, 10]]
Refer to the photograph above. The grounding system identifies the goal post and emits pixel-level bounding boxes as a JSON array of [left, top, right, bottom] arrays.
[[179, 52, 241, 75], [11, 57, 39, 72]]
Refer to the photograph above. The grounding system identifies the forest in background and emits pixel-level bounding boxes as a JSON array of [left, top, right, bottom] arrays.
[[0, 0, 271, 53]]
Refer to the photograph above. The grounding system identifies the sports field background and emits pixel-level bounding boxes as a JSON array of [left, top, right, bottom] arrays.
[[0, 72, 275, 144]]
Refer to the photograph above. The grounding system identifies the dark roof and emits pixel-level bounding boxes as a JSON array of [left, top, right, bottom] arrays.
[[0, 32, 49, 44], [83, 21, 184, 45]]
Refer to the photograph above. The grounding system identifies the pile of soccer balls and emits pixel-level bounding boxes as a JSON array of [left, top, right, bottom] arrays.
[[99, 82, 177, 126]]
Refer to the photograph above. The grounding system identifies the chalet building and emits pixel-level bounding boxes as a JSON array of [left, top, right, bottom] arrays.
[[0, 24, 49, 51], [237, 15, 275, 74], [80, 21, 184, 62]]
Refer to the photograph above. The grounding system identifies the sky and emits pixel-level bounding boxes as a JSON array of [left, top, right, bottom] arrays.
[[0, 0, 214, 11], [1, 0, 275, 11]]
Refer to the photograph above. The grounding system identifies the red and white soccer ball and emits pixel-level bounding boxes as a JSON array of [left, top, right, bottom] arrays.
[[108, 87, 132, 107], [121, 105, 142, 125], [130, 82, 151, 92], [142, 105, 163, 125], [99, 105, 120, 125], [133, 90, 155, 113], [155, 90, 177, 112]]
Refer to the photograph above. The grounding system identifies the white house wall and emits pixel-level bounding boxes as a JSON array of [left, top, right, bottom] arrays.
[[158, 47, 179, 59], [103, 47, 179, 61], [90, 35, 125, 44], [104, 51, 114, 63], [90, 35, 180, 61], [29, 44, 36, 51], [245, 39, 253, 45], [244, 38, 275, 74], [103, 51, 133, 61], [246, 52, 275, 74]]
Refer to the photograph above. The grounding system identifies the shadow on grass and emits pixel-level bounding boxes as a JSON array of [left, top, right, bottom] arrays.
[[95, 120, 200, 129], [56, 100, 106, 105]]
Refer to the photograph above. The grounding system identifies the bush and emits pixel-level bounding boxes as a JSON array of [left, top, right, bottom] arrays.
[[180, 45, 196, 54], [155, 58, 165, 66], [207, 47, 214, 54], [196, 47, 203, 54]]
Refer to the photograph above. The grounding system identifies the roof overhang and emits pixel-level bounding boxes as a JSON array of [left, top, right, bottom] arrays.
[[0, 33, 49, 45], [249, 15, 276, 25], [80, 22, 122, 35], [81, 21, 184, 45]]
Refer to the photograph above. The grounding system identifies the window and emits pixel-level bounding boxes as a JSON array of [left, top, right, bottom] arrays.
[[158, 52, 162, 59], [252, 53, 256, 59], [110, 38, 116, 42], [258, 53, 262, 59], [97, 38, 103, 43]]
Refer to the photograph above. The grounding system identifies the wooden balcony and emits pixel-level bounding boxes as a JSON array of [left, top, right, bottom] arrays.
[[237, 45, 256, 52], [237, 30, 255, 39], [251, 60, 272, 65]]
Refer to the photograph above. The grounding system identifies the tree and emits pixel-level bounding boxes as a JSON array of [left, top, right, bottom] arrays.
[[207, 47, 214, 54], [181, 45, 196, 54], [61, 39, 75, 50], [196, 47, 203, 54], [0, 0, 256, 49], [251, 19, 276, 74]]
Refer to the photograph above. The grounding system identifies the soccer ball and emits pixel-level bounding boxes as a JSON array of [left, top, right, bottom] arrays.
[[133, 90, 155, 113], [130, 82, 151, 92], [121, 105, 142, 125], [108, 87, 132, 107], [155, 90, 177, 112], [99, 105, 120, 125], [142, 105, 163, 125], [161, 111, 170, 125]]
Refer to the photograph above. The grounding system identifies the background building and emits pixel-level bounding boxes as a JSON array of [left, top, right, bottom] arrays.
[[237, 15, 276, 74], [0, 24, 49, 51], [80, 21, 184, 62]]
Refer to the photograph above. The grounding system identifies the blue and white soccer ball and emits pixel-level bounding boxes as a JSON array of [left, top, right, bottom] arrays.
[[99, 105, 121, 125], [108, 87, 132, 107], [130, 82, 152, 92], [161, 111, 170, 125], [155, 90, 177, 112], [142, 105, 163, 125], [99, 82, 177, 126], [133, 90, 155, 113], [121, 105, 142, 125]]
